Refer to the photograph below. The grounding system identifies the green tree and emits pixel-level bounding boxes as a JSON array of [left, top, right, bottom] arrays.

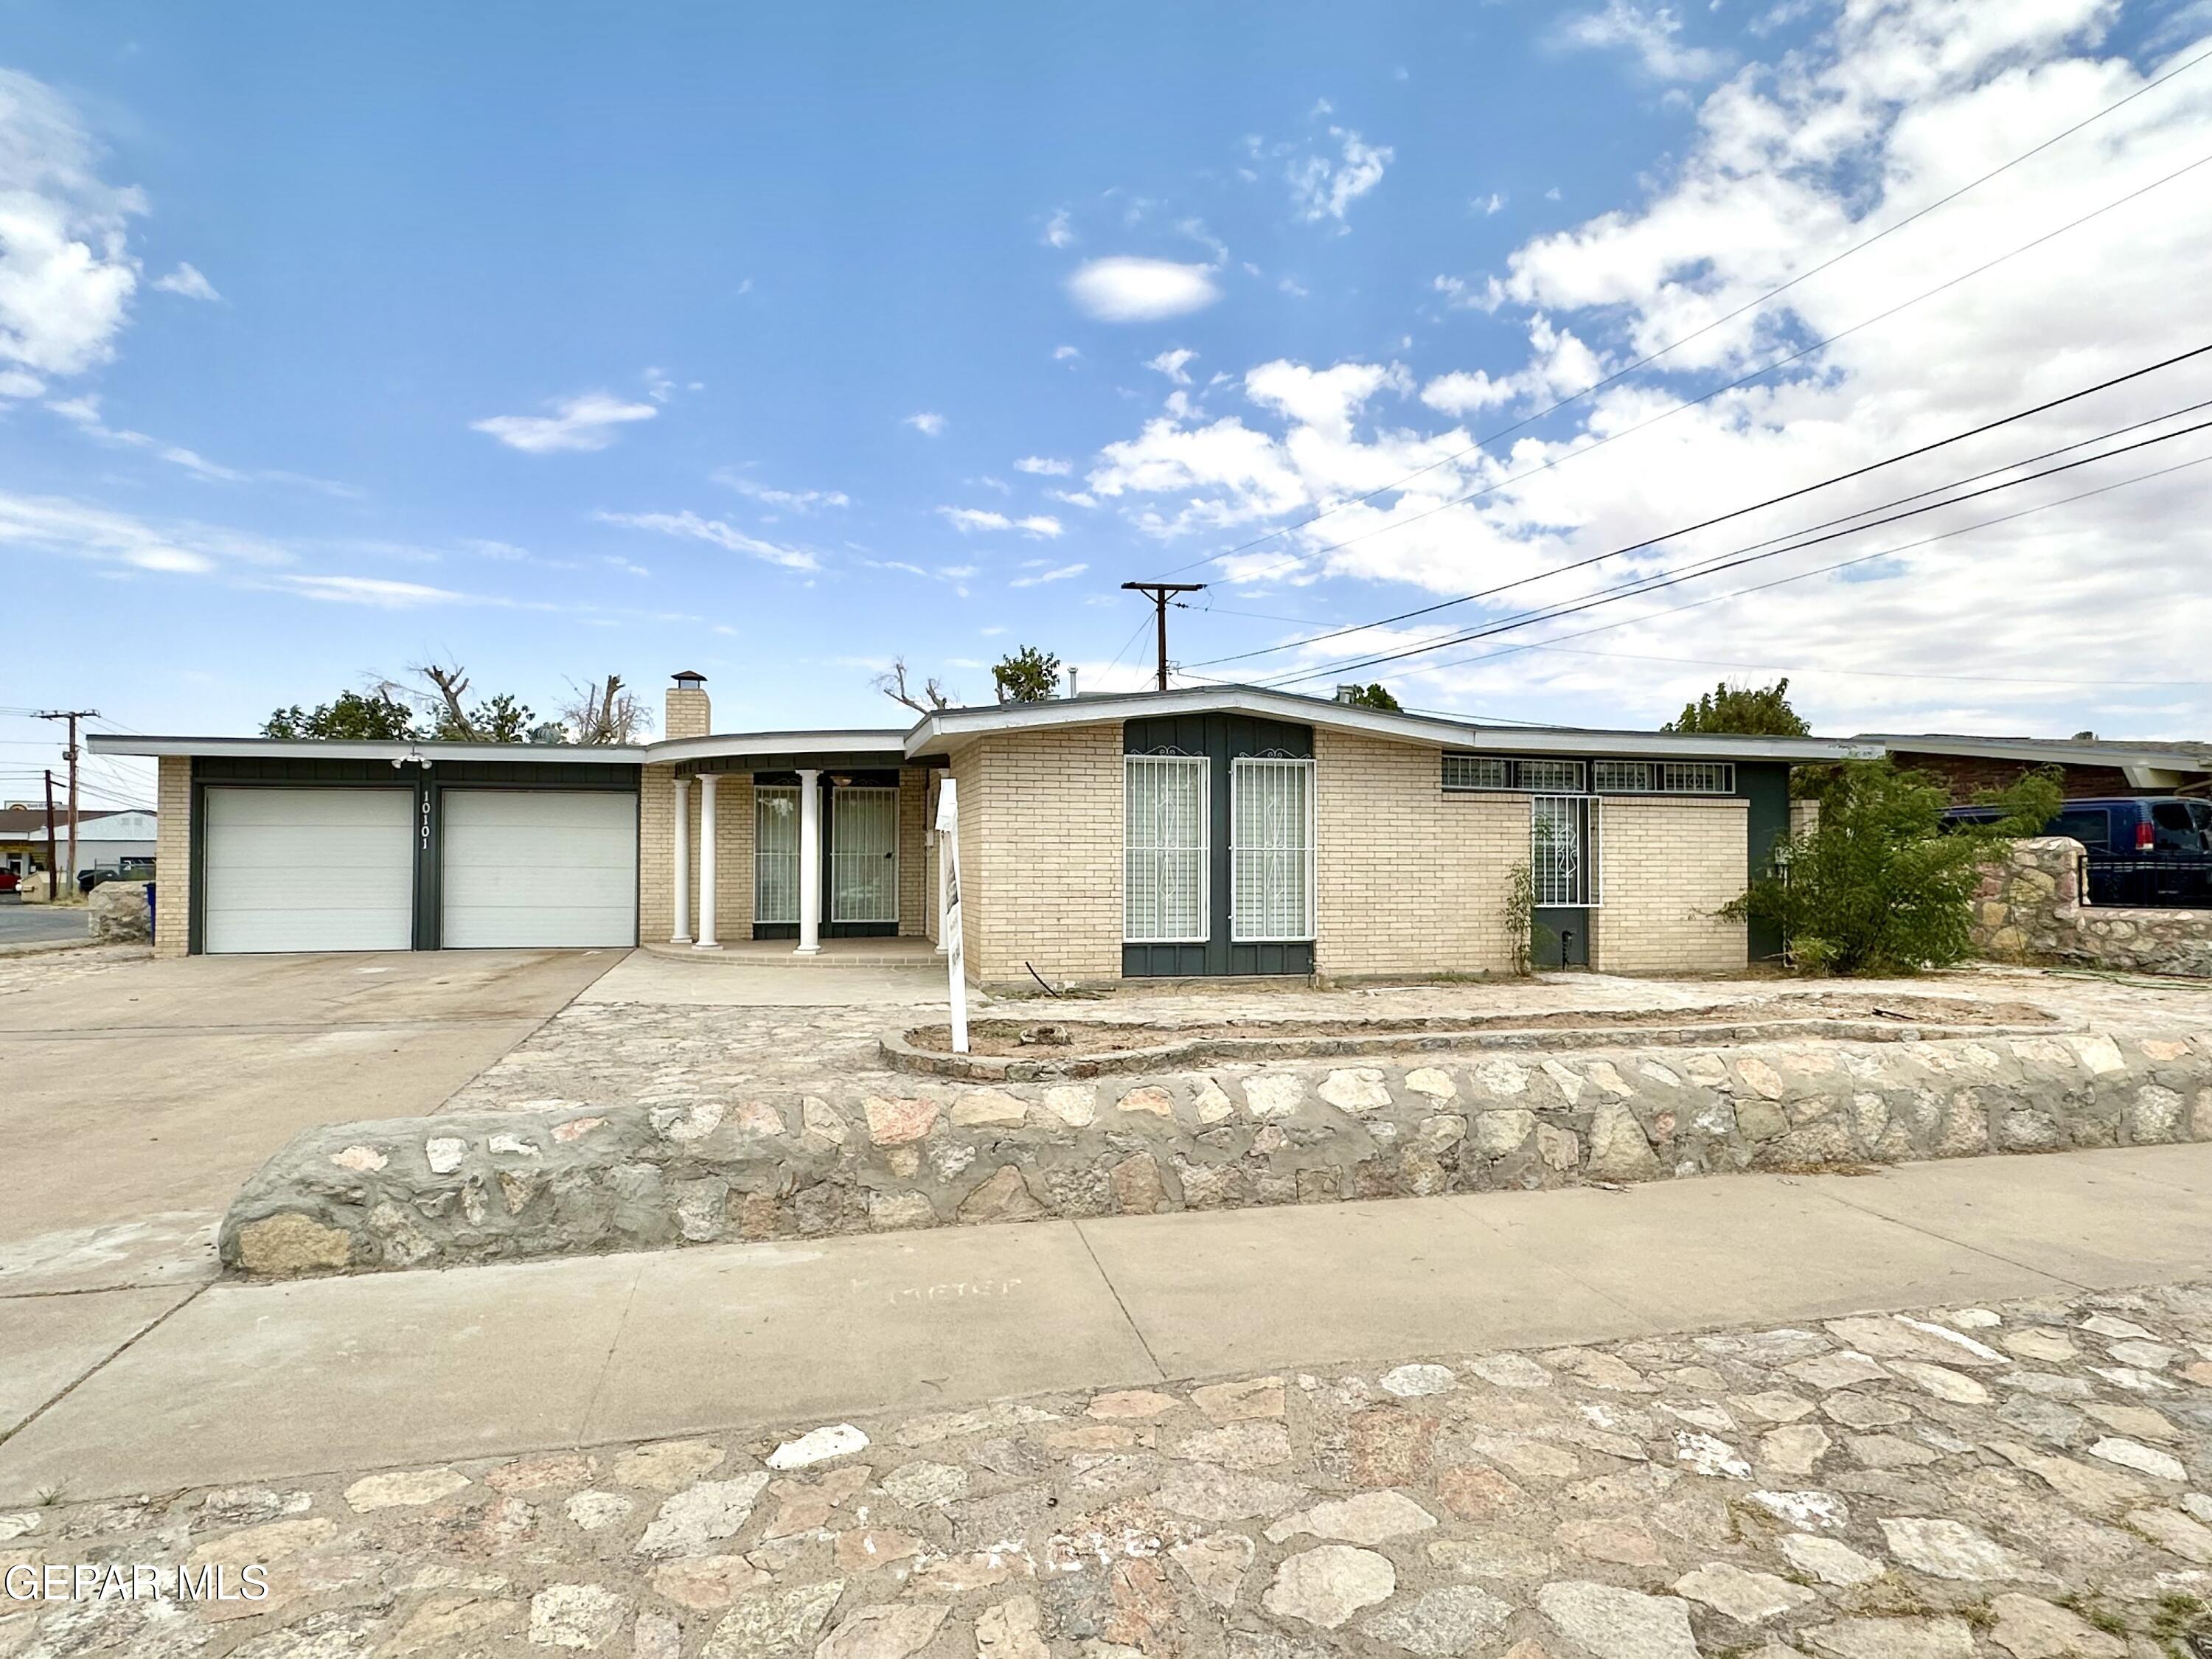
[[1725, 760, 2062, 975], [1338, 683, 1402, 712], [433, 691, 535, 742], [262, 689, 420, 740], [1663, 678, 1809, 737], [992, 645, 1063, 703]]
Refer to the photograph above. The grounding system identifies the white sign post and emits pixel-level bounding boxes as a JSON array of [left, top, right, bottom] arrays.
[[936, 777, 969, 1054]]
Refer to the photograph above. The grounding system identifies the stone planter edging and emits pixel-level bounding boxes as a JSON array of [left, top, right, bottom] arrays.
[[220, 1027, 2212, 1279]]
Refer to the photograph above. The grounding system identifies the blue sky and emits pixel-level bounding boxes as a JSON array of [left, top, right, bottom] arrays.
[[6, 1, 2212, 808]]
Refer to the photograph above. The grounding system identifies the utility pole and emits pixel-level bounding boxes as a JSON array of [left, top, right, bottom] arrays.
[[1120, 582, 1207, 692], [44, 771, 58, 900], [37, 709, 97, 895]]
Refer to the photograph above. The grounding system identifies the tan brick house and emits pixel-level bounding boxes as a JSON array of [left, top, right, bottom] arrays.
[[94, 674, 1869, 979]]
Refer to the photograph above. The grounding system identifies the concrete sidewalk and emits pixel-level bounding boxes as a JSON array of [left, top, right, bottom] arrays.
[[5, 1141, 2211, 1506]]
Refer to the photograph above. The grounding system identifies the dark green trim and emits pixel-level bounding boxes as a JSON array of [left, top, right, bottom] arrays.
[[686, 752, 906, 776], [194, 755, 638, 787], [1736, 761, 1791, 961], [1123, 714, 1314, 977]]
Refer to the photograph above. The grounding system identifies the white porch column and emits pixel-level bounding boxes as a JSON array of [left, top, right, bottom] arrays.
[[670, 775, 692, 944], [796, 767, 823, 954], [695, 772, 721, 950]]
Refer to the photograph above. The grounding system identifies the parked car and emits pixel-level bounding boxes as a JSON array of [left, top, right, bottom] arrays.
[[1944, 796, 2212, 907], [0, 869, 17, 894]]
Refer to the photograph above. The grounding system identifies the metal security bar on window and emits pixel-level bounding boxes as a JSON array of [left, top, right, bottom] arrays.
[[1531, 795, 1599, 907], [1124, 755, 1208, 942], [1518, 759, 1587, 793], [1442, 754, 1511, 791], [830, 786, 899, 922], [1593, 760, 1736, 794], [754, 785, 800, 924], [1232, 757, 1315, 942]]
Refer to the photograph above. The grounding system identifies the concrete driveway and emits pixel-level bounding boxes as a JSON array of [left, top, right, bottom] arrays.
[[0, 947, 619, 1302]]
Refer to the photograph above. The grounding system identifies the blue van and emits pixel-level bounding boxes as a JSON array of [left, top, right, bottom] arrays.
[[1944, 796, 2212, 907]]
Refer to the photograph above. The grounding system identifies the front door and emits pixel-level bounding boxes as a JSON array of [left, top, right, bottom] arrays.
[[830, 785, 899, 935], [1530, 795, 1596, 970]]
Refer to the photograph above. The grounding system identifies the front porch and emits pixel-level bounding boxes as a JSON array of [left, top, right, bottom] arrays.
[[637, 935, 941, 968]]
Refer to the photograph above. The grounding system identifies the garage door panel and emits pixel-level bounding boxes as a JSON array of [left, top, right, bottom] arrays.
[[203, 787, 414, 954], [440, 790, 636, 949]]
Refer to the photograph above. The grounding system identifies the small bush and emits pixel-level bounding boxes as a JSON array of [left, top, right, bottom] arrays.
[[1725, 759, 2060, 975]]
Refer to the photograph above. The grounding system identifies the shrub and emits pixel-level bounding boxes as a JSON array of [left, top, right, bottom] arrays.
[[1725, 760, 2060, 975]]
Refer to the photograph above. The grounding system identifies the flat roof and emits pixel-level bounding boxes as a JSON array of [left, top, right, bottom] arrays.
[[1863, 732, 2211, 771]]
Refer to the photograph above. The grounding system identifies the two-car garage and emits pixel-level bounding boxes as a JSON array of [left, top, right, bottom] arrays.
[[192, 760, 639, 955]]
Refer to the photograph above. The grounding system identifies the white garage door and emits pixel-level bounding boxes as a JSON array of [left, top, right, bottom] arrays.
[[439, 789, 637, 948], [203, 787, 415, 953]]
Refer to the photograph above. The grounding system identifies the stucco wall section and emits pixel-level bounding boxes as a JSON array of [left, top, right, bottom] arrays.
[[155, 755, 190, 958], [638, 763, 677, 942], [1313, 729, 1523, 978], [956, 726, 1122, 986], [1593, 796, 1748, 975], [898, 767, 928, 937]]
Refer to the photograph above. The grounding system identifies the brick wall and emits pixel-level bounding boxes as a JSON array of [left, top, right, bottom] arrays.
[[638, 763, 677, 942], [700, 772, 754, 940], [1592, 796, 1748, 975], [1889, 751, 2144, 804], [955, 727, 1123, 985], [898, 767, 928, 937], [1312, 728, 1524, 978], [663, 686, 711, 741], [154, 755, 190, 959]]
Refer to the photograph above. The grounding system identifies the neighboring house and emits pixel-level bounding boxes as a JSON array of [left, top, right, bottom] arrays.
[[0, 805, 159, 878], [1863, 734, 2212, 803], [91, 674, 1872, 979]]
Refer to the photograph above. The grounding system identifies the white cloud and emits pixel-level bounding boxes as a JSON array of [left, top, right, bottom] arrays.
[[594, 509, 819, 571], [1066, 257, 1221, 322], [1288, 128, 1393, 225], [275, 574, 462, 607], [1009, 561, 1087, 587], [712, 471, 851, 511], [151, 262, 220, 302], [1043, 209, 1074, 248], [1475, 192, 1507, 215], [1146, 347, 1197, 384], [1014, 455, 1072, 476], [904, 410, 947, 436], [938, 507, 1065, 538], [1053, 344, 1082, 361], [1558, 1, 1731, 81], [0, 70, 145, 393], [472, 392, 658, 453], [1073, 0, 2212, 734]]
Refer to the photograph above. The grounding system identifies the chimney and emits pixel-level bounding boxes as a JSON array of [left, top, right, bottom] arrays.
[[666, 671, 712, 740], [1065, 667, 1079, 699]]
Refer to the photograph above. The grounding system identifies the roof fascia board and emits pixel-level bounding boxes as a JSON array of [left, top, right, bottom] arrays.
[[1867, 734, 2210, 771], [87, 735, 650, 764], [649, 731, 911, 765]]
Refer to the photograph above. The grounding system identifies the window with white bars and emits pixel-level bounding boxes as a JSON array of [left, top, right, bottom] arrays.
[[1531, 795, 1599, 907], [1518, 758, 1587, 793], [754, 785, 800, 923], [1231, 757, 1315, 942], [1593, 759, 1735, 794], [1124, 755, 1208, 942], [1442, 754, 1512, 791]]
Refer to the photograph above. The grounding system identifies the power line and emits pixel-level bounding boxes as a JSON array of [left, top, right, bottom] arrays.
[[1252, 414, 2212, 686], [1183, 346, 2212, 670], [1159, 144, 2212, 593], [1141, 42, 2212, 583], [1475, 643, 2212, 689], [1272, 450, 2212, 692]]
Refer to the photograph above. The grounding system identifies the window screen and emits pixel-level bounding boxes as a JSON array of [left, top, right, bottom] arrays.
[[1124, 755, 1208, 942], [1442, 754, 1511, 791], [1518, 759, 1587, 793], [1232, 757, 1315, 942]]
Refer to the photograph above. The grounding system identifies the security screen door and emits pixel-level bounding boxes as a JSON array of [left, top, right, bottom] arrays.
[[754, 785, 800, 925], [830, 785, 899, 923]]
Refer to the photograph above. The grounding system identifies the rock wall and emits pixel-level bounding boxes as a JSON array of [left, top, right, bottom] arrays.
[[1975, 837, 2212, 978], [222, 1029, 2212, 1277]]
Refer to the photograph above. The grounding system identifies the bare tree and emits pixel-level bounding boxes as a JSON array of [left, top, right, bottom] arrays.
[[872, 657, 954, 714], [414, 662, 476, 738], [562, 674, 649, 744]]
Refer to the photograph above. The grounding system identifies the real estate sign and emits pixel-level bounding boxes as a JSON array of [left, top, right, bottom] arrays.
[[936, 777, 968, 1054]]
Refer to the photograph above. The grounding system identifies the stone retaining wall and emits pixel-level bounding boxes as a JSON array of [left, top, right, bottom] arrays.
[[1975, 837, 2212, 977], [222, 1029, 2212, 1278]]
